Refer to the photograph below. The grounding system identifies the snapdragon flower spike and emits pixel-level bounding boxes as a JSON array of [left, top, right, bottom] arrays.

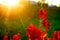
[[12, 33, 20, 40], [3, 35, 8, 40]]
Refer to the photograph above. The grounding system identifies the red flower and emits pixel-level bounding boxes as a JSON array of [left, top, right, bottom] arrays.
[[43, 9, 47, 20], [12, 33, 20, 40], [38, 9, 47, 19], [47, 38, 52, 40], [42, 20, 50, 31], [43, 9, 47, 15], [41, 31, 46, 37], [26, 23, 43, 40], [52, 31, 57, 40], [43, 14, 47, 20], [28, 37, 31, 40], [27, 23, 37, 35], [26, 23, 36, 40], [52, 31, 57, 37], [53, 38, 57, 40], [57, 30, 60, 38], [42, 19, 47, 26], [45, 21, 50, 31], [3, 35, 8, 40], [38, 9, 43, 18]]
